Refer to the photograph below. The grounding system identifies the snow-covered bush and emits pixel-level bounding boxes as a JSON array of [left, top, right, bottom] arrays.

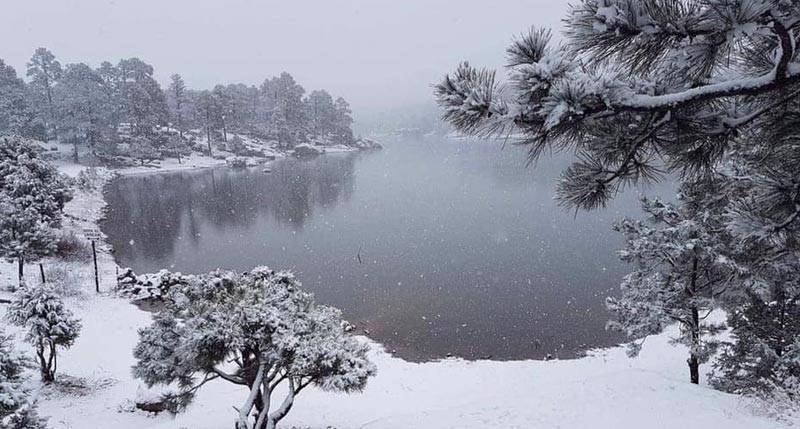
[[6, 285, 82, 383], [228, 135, 247, 154], [293, 143, 322, 157], [0, 136, 72, 286], [226, 156, 248, 169], [74, 167, 102, 192], [116, 268, 191, 304], [132, 267, 375, 429], [128, 136, 161, 166], [0, 330, 48, 428], [43, 262, 88, 298]]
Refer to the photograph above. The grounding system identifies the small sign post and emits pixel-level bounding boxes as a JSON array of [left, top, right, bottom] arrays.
[[83, 228, 102, 293]]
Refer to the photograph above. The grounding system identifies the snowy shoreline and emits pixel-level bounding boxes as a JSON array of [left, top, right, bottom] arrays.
[[0, 156, 796, 428]]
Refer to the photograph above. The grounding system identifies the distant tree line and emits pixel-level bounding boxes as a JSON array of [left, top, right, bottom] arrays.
[[0, 48, 356, 159]]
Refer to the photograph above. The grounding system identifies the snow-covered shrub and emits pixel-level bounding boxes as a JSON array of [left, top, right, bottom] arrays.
[[228, 135, 247, 154], [0, 136, 72, 287], [226, 156, 248, 169], [0, 330, 48, 429], [132, 266, 375, 429], [115, 268, 191, 304], [44, 262, 88, 298], [6, 285, 81, 383], [74, 167, 101, 192], [128, 136, 161, 166], [293, 143, 322, 157]]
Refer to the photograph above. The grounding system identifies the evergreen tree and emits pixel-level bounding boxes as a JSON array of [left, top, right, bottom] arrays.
[[0, 59, 39, 138], [711, 282, 800, 397], [6, 285, 81, 383], [435, 0, 800, 392], [608, 195, 729, 384], [167, 74, 187, 137], [333, 96, 354, 145], [26, 48, 62, 140], [0, 330, 48, 428], [53, 63, 107, 160], [0, 137, 71, 286], [306, 90, 336, 141], [116, 58, 168, 136], [195, 90, 219, 155], [133, 267, 375, 429]]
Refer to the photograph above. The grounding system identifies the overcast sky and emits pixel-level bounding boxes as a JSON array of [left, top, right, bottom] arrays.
[[1, 0, 568, 115]]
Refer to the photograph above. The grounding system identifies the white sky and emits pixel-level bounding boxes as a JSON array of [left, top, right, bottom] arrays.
[[1, 0, 568, 113]]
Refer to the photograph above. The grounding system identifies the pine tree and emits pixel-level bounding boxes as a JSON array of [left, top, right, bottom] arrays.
[[332, 97, 354, 145], [26, 48, 62, 140], [0, 137, 72, 287], [608, 195, 729, 384], [132, 267, 375, 429], [0, 59, 39, 138], [711, 283, 800, 397], [6, 285, 81, 383], [53, 63, 107, 160], [435, 0, 800, 392], [0, 330, 48, 428], [167, 74, 187, 137], [116, 58, 168, 137]]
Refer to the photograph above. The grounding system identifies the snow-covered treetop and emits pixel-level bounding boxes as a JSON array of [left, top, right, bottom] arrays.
[[6, 285, 82, 349], [435, 0, 800, 210]]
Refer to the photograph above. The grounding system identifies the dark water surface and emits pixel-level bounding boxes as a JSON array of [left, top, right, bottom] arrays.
[[101, 138, 671, 361]]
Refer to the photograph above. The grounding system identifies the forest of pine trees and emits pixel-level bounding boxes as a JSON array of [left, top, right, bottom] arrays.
[[0, 48, 357, 161]]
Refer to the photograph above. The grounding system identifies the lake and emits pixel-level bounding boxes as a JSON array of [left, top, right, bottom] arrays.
[[100, 137, 672, 361]]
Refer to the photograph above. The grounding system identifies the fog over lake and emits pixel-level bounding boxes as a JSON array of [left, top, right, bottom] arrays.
[[101, 137, 672, 360]]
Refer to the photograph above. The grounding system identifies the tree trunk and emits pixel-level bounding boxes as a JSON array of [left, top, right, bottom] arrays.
[[17, 256, 24, 287], [39, 263, 46, 284], [73, 141, 79, 163], [688, 304, 700, 384]]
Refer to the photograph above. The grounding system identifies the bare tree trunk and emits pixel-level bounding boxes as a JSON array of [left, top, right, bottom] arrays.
[[688, 306, 700, 385], [39, 263, 46, 284], [206, 119, 213, 156], [17, 256, 24, 287], [687, 256, 701, 385]]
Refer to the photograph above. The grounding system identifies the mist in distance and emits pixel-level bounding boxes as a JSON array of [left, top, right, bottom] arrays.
[[0, 0, 567, 119]]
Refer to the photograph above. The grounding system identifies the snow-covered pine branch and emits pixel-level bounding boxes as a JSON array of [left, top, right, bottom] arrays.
[[434, 0, 800, 210], [132, 266, 375, 429]]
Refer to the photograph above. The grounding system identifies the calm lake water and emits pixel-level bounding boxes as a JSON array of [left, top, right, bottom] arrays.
[[101, 137, 671, 361]]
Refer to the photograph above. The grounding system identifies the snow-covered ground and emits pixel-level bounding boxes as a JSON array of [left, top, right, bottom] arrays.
[[0, 156, 797, 429]]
